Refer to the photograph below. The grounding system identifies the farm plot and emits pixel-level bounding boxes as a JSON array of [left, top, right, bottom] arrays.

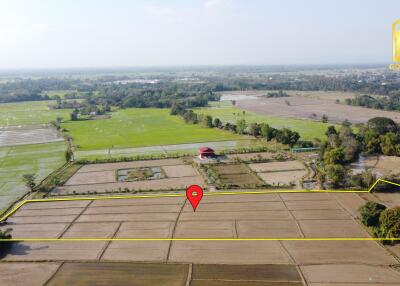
[[208, 163, 265, 189], [0, 101, 71, 127], [0, 262, 303, 286], [74, 139, 269, 161], [248, 160, 307, 188], [1, 192, 399, 286], [0, 142, 66, 213], [54, 158, 205, 195], [236, 97, 400, 124], [61, 108, 241, 151], [0, 127, 62, 147]]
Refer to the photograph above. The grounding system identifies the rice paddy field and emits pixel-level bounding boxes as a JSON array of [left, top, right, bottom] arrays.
[[62, 108, 242, 151], [2, 191, 400, 285], [197, 102, 333, 141], [0, 101, 71, 127], [0, 142, 66, 213]]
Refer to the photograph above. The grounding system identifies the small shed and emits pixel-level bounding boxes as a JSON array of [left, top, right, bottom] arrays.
[[198, 147, 215, 158]]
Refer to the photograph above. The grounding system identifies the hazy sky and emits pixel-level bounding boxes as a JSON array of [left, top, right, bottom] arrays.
[[0, 0, 399, 68]]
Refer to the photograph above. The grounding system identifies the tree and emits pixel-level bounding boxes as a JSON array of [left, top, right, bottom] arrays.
[[367, 117, 398, 135], [274, 128, 300, 146], [70, 109, 79, 121], [324, 148, 345, 165], [182, 110, 198, 124], [201, 115, 213, 128], [359, 202, 386, 227], [213, 118, 222, 128], [325, 164, 345, 187], [362, 129, 381, 154], [65, 148, 73, 162], [236, 119, 247, 134], [248, 123, 261, 137], [341, 136, 360, 162], [22, 174, 36, 192], [170, 103, 184, 115], [342, 119, 352, 127], [380, 132, 400, 156], [379, 207, 400, 240], [325, 126, 337, 137], [260, 123, 276, 141]]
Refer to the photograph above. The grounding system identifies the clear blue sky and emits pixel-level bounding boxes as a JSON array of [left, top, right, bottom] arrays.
[[0, 0, 398, 68]]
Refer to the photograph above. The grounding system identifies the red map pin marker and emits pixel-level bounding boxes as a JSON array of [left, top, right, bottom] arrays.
[[186, 185, 203, 212]]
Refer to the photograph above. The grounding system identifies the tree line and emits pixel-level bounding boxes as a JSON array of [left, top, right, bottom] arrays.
[[345, 94, 400, 111], [170, 103, 301, 147], [0, 78, 83, 103]]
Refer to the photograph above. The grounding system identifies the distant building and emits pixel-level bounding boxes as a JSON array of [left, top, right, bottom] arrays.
[[198, 147, 215, 159]]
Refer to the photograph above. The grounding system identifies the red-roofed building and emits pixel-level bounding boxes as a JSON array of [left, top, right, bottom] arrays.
[[198, 147, 215, 158]]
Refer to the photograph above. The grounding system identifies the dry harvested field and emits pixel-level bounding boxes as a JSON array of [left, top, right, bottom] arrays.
[[248, 160, 307, 187], [237, 97, 400, 124], [218, 90, 359, 101], [0, 262, 305, 286], [54, 158, 205, 195], [1, 191, 400, 285], [0, 127, 62, 147]]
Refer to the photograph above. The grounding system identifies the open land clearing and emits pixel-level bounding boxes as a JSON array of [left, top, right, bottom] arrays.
[[0, 142, 65, 213], [236, 97, 400, 124], [1, 191, 400, 285]]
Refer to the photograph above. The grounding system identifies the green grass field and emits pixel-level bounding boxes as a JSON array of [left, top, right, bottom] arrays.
[[196, 102, 333, 141], [0, 100, 72, 127], [0, 142, 66, 213], [62, 108, 242, 150]]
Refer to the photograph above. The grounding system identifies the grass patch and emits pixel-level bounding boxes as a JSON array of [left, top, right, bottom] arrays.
[[197, 102, 334, 141], [62, 108, 242, 151]]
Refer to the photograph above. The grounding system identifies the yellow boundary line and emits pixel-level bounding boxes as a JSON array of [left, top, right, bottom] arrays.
[[0, 238, 400, 242], [0, 178, 399, 242]]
